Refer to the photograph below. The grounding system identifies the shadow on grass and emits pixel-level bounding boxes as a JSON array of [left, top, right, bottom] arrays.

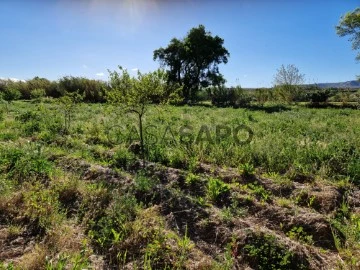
[[305, 102, 359, 110], [245, 104, 292, 113], [175, 101, 359, 112], [210, 103, 292, 113]]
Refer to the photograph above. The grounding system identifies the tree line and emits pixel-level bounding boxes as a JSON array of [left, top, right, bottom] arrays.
[[0, 76, 108, 103], [1, 74, 358, 106]]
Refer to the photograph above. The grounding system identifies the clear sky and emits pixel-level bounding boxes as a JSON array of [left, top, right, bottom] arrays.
[[0, 0, 359, 87]]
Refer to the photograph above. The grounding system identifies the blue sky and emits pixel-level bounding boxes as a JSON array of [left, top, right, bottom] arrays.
[[0, 0, 359, 87]]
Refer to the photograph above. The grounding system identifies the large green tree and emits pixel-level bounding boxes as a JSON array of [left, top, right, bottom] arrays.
[[336, 8, 360, 61], [153, 25, 229, 102]]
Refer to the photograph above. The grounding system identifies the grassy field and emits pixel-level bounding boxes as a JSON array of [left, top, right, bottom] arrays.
[[0, 100, 359, 269]]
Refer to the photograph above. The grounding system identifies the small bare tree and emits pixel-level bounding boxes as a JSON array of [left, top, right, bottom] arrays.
[[59, 91, 83, 134], [274, 64, 305, 86], [273, 64, 305, 103], [106, 66, 181, 165]]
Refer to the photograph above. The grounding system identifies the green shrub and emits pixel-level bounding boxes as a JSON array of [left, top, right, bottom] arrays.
[[16, 111, 44, 135], [2, 87, 21, 103], [306, 89, 331, 103], [16, 110, 41, 123], [58, 76, 107, 102], [0, 108, 4, 122], [209, 85, 252, 107], [185, 173, 201, 186], [254, 88, 273, 105], [239, 162, 255, 178], [247, 183, 272, 203], [23, 183, 63, 231], [111, 148, 136, 169], [286, 226, 314, 245], [87, 193, 139, 251], [0, 144, 54, 183], [207, 177, 230, 204], [30, 88, 46, 99], [273, 85, 301, 103], [243, 233, 308, 270], [134, 172, 157, 192]]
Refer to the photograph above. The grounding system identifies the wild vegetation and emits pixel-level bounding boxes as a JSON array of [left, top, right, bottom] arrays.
[[0, 18, 360, 269], [0, 99, 359, 269]]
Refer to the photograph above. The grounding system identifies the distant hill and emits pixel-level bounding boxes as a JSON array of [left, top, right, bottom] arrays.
[[243, 80, 360, 90], [316, 80, 360, 89]]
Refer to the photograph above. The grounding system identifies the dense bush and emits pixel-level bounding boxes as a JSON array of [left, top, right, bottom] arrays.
[[306, 89, 331, 103], [254, 88, 273, 105], [273, 84, 301, 103], [243, 233, 308, 269], [0, 144, 54, 183], [209, 85, 252, 107], [1, 86, 21, 103], [30, 88, 46, 99], [58, 76, 108, 103], [0, 76, 108, 102]]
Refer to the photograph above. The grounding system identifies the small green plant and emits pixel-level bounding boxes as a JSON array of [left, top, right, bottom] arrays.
[[243, 233, 307, 270], [111, 228, 123, 245], [187, 156, 199, 172], [220, 207, 233, 223], [185, 173, 201, 186], [293, 190, 317, 208], [220, 199, 247, 222], [196, 196, 207, 207], [246, 183, 272, 203], [134, 172, 157, 192], [264, 172, 293, 188], [276, 198, 292, 208], [213, 236, 236, 270], [207, 177, 230, 203], [2, 87, 21, 105], [8, 225, 22, 238], [307, 195, 316, 208], [16, 110, 41, 123], [286, 226, 314, 245], [30, 88, 46, 100], [144, 233, 171, 270], [336, 177, 352, 190], [23, 184, 63, 231], [0, 108, 4, 122], [59, 91, 83, 134], [45, 254, 68, 270], [87, 193, 139, 251], [176, 226, 194, 267], [0, 177, 14, 196], [239, 162, 255, 177], [1, 144, 54, 184], [16, 110, 44, 135], [111, 147, 136, 169], [0, 262, 14, 270], [45, 252, 89, 270]]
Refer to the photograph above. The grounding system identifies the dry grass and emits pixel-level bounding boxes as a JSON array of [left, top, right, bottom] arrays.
[[15, 245, 47, 270]]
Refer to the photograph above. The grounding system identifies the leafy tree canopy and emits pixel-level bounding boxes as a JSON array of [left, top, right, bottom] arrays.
[[336, 8, 360, 61], [106, 66, 181, 163], [106, 66, 181, 112], [153, 25, 229, 102]]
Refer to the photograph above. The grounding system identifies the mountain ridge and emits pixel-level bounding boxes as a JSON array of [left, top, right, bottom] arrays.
[[315, 80, 360, 89]]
